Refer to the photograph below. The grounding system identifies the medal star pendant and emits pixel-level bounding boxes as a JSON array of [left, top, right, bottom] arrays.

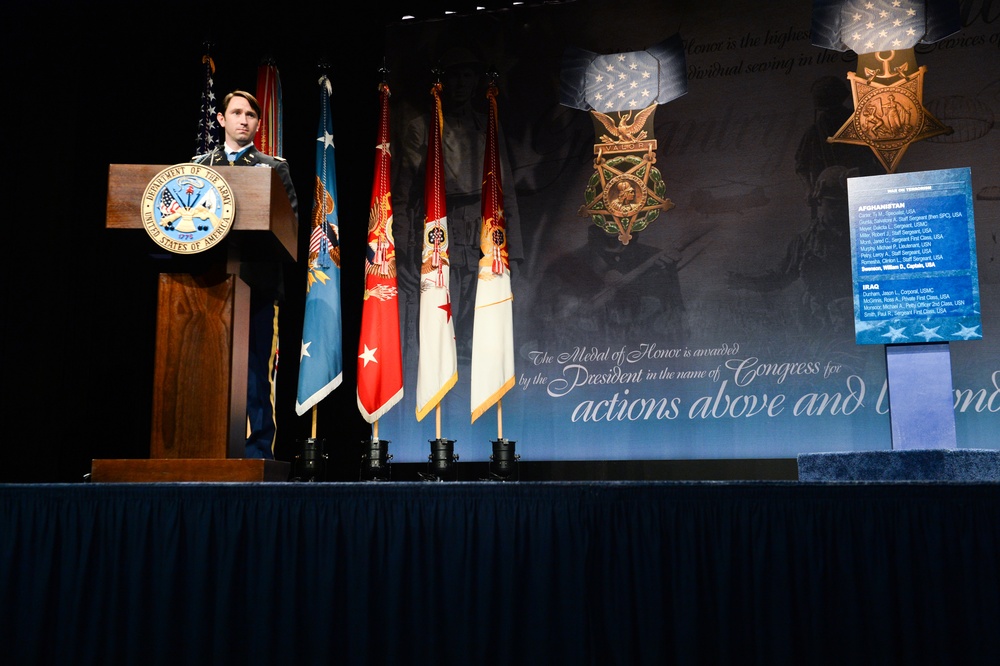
[[828, 63, 952, 174]]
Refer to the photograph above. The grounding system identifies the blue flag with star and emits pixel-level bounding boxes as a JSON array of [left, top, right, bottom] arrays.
[[295, 75, 343, 415]]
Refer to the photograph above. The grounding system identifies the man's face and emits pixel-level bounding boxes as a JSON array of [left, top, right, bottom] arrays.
[[816, 196, 849, 233], [218, 96, 259, 148], [444, 65, 477, 105]]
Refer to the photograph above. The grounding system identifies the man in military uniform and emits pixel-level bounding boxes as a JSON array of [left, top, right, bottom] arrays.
[[193, 90, 299, 459], [193, 90, 298, 207]]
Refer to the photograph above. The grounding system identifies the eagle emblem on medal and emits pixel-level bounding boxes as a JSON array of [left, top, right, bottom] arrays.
[[559, 35, 688, 245]]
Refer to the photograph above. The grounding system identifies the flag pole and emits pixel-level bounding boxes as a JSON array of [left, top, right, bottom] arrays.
[[357, 62, 401, 480], [475, 69, 517, 479], [414, 62, 458, 481], [292, 67, 342, 481], [368, 63, 385, 459]]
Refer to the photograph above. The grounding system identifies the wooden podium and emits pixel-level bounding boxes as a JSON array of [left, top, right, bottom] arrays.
[[91, 164, 297, 482]]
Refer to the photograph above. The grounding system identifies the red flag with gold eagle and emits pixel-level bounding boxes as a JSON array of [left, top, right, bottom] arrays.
[[470, 81, 515, 423], [357, 82, 404, 423]]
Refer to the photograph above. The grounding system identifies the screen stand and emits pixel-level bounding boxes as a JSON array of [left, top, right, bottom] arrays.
[[885, 342, 957, 450]]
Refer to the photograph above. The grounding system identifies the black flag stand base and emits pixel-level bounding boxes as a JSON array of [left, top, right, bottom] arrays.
[[488, 439, 519, 481], [360, 437, 392, 481], [419, 438, 458, 481], [291, 437, 328, 482]]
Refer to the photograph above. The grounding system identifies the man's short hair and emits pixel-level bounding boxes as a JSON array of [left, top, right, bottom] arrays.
[[221, 90, 261, 117]]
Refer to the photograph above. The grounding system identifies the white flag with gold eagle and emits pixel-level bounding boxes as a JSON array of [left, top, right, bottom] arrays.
[[416, 81, 458, 421], [470, 81, 514, 423]]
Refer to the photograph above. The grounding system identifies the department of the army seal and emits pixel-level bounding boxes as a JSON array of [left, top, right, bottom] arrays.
[[140, 163, 236, 254]]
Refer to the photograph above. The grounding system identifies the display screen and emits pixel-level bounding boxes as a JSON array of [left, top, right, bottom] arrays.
[[849, 168, 981, 345]]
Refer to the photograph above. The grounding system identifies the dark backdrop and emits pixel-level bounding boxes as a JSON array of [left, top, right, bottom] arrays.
[[6, 0, 994, 483]]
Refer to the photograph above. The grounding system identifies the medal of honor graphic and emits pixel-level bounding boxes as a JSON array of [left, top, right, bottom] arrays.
[[828, 49, 951, 173], [140, 163, 236, 254], [581, 110, 673, 245], [810, 0, 961, 174], [560, 35, 688, 245]]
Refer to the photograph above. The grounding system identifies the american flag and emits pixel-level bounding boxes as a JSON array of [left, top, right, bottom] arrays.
[[309, 220, 336, 259], [159, 188, 180, 216], [195, 47, 219, 155]]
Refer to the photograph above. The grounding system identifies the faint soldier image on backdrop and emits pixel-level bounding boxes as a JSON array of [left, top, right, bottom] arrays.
[[794, 75, 880, 220], [537, 224, 689, 347], [396, 47, 523, 362], [727, 165, 858, 333], [726, 76, 880, 334]]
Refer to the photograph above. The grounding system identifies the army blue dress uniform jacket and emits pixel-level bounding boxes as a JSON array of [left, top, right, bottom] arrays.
[[192, 146, 299, 459]]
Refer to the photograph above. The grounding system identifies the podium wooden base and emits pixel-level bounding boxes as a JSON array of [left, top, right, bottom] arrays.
[[90, 459, 290, 483]]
